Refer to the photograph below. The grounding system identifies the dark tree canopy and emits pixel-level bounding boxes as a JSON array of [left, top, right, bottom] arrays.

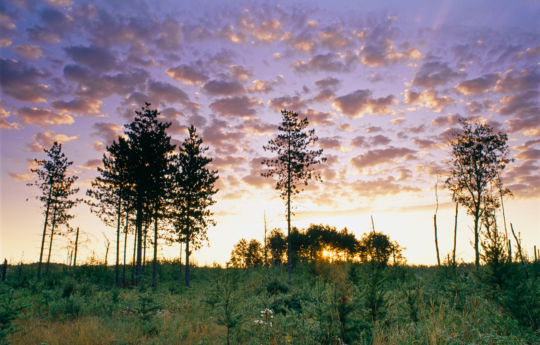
[[123, 102, 176, 283], [267, 228, 287, 265], [87, 137, 131, 226], [445, 121, 511, 267], [262, 110, 326, 199]]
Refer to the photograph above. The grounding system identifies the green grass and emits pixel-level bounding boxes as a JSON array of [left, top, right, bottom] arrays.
[[1, 261, 539, 344]]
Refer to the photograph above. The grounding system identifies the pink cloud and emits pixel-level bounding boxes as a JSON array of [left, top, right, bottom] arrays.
[[17, 107, 74, 127], [351, 147, 416, 168], [202, 80, 245, 96], [210, 96, 262, 118], [333, 89, 396, 117]]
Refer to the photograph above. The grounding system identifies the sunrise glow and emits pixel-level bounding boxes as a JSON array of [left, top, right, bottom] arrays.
[[1, 0, 539, 267]]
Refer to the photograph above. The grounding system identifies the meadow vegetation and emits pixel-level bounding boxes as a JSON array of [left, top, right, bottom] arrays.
[[1, 258, 539, 344]]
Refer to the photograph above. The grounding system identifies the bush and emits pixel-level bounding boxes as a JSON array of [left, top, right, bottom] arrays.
[[266, 279, 288, 295]]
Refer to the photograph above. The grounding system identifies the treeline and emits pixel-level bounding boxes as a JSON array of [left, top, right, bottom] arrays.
[[230, 224, 404, 268]]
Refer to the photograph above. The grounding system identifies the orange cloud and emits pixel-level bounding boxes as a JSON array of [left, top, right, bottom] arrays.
[[17, 107, 74, 127], [166, 64, 208, 85], [27, 131, 79, 152]]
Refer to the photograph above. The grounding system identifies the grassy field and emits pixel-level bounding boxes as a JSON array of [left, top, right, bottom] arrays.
[[1, 261, 539, 344]]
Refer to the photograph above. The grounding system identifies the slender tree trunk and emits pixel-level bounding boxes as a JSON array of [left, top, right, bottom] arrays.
[[452, 203, 458, 266], [152, 212, 158, 287], [104, 239, 110, 266], [433, 181, 441, 266], [474, 207, 480, 267], [135, 201, 142, 284], [72, 226, 79, 274], [185, 233, 190, 287], [286, 136, 292, 287], [123, 212, 128, 286], [499, 185, 510, 252], [287, 183, 291, 287], [434, 214, 441, 266], [143, 228, 147, 272], [115, 196, 122, 287], [132, 222, 137, 284], [264, 212, 269, 280], [179, 240, 183, 280], [46, 205, 58, 276], [38, 185, 53, 279], [510, 223, 529, 278], [135, 200, 143, 283]]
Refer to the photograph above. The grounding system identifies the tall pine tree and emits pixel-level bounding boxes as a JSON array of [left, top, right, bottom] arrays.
[[30, 142, 79, 279], [87, 137, 131, 286], [124, 103, 175, 284], [262, 110, 325, 285], [171, 125, 218, 287]]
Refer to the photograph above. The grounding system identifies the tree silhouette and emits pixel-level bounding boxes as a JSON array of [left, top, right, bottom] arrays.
[[358, 232, 399, 267], [267, 228, 286, 265], [262, 110, 325, 285], [445, 121, 511, 267], [124, 103, 175, 284], [229, 239, 263, 268], [87, 137, 131, 286], [171, 125, 218, 287], [29, 142, 79, 279]]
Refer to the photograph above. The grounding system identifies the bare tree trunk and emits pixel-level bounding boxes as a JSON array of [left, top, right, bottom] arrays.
[[287, 183, 291, 287], [115, 196, 122, 287], [38, 185, 53, 279], [46, 205, 58, 276], [434, 181, 441, 266], [452, 203, 458, 266], [135, 197, 143, 284], [286, 139, 292, 287], [474, 207, 480, 267], [143, 228, 147, 272], [72, 226, 79, 274], [104, 236, 110, 266], [185, 233, 190, 287], [434, 215, 441, 266], [510, 223, 529, 279], [179, 241, 183, 280], [499, 190, 510, 253], [152, 213, 158, 287], [123, 212, 128, 286], [132, 216, 138, 284], [264, 212, 269, 280]]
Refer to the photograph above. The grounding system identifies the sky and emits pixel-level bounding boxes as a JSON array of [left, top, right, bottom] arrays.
[[1, 0, 539, 267]]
